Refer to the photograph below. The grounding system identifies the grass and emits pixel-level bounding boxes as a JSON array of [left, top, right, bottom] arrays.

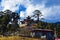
[[0, 36, 41, 40]]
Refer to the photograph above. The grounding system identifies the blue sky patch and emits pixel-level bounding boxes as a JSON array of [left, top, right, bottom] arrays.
[[0, 0, 2, 4], [31, 0, 43, 5], [0, 0, 2, 2], [45, 0, 60, 7], [16, 5, 26, 13]]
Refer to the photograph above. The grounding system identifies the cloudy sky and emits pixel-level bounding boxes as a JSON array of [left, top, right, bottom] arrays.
[[0, 0, 60, 23]]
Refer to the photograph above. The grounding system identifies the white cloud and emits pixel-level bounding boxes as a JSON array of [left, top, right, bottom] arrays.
[[20, 0, 48, 19], [0, 0, 20, 12], [20, 11, 25, 18], [20, 0, 60, 22]]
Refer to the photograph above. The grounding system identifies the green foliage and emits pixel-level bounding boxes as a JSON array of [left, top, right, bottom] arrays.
[[0, 10, 20, 36]]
